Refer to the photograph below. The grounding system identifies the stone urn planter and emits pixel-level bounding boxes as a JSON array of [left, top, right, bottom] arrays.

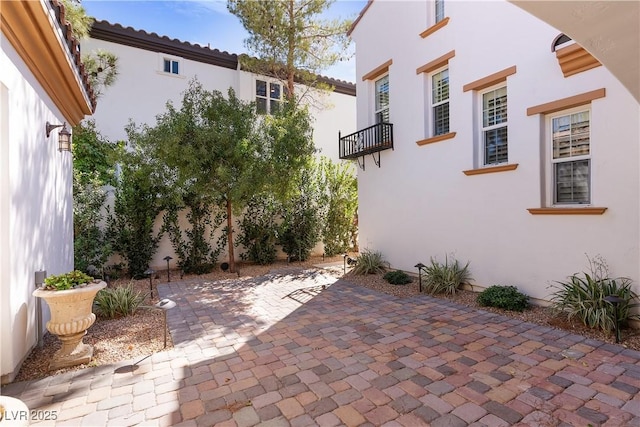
[[32, 272, 106, 370]]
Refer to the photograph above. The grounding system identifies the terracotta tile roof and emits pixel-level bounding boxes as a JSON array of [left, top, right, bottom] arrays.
[[51, 0, 97, 112]]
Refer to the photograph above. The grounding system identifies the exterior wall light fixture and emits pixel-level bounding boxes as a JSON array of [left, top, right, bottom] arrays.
[[46, 121, 71, 152]]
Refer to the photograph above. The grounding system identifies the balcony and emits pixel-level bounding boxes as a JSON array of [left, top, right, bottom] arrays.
[[338, 122, 394, 169]]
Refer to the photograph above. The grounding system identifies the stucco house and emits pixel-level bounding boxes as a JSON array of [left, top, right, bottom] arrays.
[[343, 0, 640, 302], [82, 21, 356, 268], [1, 0, 96, 383], [84, 20, 356, 163]]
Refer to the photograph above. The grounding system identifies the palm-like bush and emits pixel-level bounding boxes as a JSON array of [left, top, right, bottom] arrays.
[[422, 255, 471, 295], [352, 249, 389, 275], [93, 284, 146, 318], [551, 258, 639, 332]]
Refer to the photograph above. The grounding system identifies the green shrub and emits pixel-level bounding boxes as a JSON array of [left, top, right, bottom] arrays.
[[43, 270, 94, 291], [237, 194, 280, 265], [352, 249, 389, 275], [163, 193, 225, 274], [106, 154, 165, 279], [422, 255, 471, 295], [279, 168, 322, 262], [93, 284, 146, 318], [319, 158, 358, 257], [383, 270, 412, 285], [477, 285, 529, 312], [550, 256, 640, 332]]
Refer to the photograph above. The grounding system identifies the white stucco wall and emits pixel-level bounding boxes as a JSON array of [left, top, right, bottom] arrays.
[[1, 40, 74, 382], [82, 35, 355, 268], [351, 0, 640, 301]]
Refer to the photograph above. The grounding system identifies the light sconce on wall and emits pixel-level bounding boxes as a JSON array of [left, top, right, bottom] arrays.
[[45, 121, 71, 152]]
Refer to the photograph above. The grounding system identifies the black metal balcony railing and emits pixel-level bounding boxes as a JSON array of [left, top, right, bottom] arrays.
[[339, 122, 394, 161]]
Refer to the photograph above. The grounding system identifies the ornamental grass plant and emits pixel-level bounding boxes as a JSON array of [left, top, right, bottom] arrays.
[[550, 256, 640, 332], [352, 249, 390, 275], [93, 284, 146, 318], [422, 255, 471, 295]]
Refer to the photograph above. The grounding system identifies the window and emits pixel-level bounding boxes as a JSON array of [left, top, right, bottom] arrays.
[[431, 68, 449, 136], [256, 79, 282, 114], [550, 109, 590, 204], [374, 75, 389, 123], [481, 86, 508, 165], [435, 0, 445, 23], [163, 59, 179, 75]]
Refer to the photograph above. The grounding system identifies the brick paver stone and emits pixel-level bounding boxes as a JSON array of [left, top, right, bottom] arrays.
[[2, 269, 639, 427]]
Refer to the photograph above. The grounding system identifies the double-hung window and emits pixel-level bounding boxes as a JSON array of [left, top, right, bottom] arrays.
[[431, 68, 449, 136], [481, 85, 508, 165], [256, 80, 282, 114], [374, 75, 389, 123], [550, 109, 590, 204]]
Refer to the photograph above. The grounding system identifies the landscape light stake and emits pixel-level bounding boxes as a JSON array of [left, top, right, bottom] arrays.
[[163, 256, 173, 282], [415, 263, 426, 293], [604, 295, 624, 343], [144, 268, 155, 297], [154, 299, 176, 348], [343, 253, 348, 274]]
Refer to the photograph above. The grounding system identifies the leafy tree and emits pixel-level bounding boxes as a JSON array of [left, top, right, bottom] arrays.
[[279, 162, 323, 261], [136, 81, 264, 273], [72, 120, 118, 186], [59, 0, 118, 98], [83, 50, 119, 98], [73, 170, 111, 274], [260, 101, 316, 200], [163, 191, 226, 274], [71, 121, 118, 274], [228, 0, 352, 101], [319, 157, 357, 256], [106, 144, 166, 278], [236, 194, 280, 265], [60, 0, 93, 39]]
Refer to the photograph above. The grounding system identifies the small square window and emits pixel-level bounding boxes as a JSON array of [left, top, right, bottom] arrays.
[[163, 59, 179, 75]]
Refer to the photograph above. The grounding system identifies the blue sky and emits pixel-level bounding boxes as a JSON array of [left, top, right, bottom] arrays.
[[83, 0, 366, 82]]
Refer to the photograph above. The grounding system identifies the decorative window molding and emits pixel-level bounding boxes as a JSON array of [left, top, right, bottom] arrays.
[[463, 66, 517, 92], [417, 132, 456, 146], [362, 59, 393, 81], [555, 43, 602, 78], [527, 207, 607, 215], [416, 50, 455, 75], [527, 88, 606, 116], [463, 163, 518, 176], [419, 17, 450, 38]]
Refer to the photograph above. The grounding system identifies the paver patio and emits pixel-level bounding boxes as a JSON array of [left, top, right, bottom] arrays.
[[2, 267, 639, 426]]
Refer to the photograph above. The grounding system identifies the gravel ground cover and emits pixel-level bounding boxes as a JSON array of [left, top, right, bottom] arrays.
[[13, 255, 640, 382]]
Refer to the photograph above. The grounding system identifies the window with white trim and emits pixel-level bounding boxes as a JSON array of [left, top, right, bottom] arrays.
[[374, 74, 389, 123], [163, 58, 179, 75], [550, 108, 590, 204], [435, 0, 445, 23], [431, 68, 449, 136], [481, 85, 508, 165], [256, 79, 282, 114]]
